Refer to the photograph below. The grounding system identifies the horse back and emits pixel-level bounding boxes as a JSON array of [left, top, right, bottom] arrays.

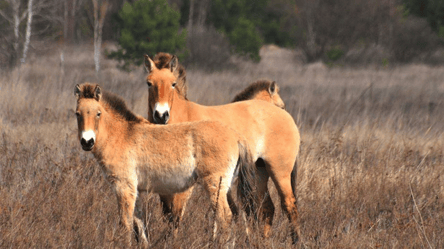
[[173, 99, 300, 159]]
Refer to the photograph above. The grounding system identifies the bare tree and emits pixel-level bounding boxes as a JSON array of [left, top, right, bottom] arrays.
[[92, 0, 109, 73], [0, 0, 57, 67], [187, 0, 194, 32], [21, 0, 34, 64], [64, 0, 85, 42], [196, 0, 209, 28]]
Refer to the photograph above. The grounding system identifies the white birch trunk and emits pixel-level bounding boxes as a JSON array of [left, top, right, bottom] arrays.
[[92, 0, 100, 72], [12, 0, 20, 64], [92, 0, 108, 73], [21, 0, 34, 64]]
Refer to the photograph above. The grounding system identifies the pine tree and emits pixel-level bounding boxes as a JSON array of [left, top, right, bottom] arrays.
[[109, 0, 186, 67]]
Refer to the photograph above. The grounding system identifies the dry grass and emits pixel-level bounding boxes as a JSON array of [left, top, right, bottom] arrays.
[[1, 44, 444, 248]]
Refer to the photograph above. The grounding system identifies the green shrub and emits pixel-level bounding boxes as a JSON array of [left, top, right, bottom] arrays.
[[108, 0, 186, 67], [326, 46, 344, 62], [228, 17, 263, 61]]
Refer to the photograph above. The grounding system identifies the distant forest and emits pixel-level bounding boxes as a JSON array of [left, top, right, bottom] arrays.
[[1, 0, 443, 69]]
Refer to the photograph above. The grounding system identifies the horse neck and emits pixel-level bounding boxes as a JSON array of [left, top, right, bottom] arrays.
[[169, 91, 192, 123], [92, 111, 135, 160]]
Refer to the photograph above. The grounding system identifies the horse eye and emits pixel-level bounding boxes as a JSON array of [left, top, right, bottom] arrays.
[[172, 83, 177, 88], [147, 81, 152, 87], [75, 112, 80, 117], [97, 112, 101, 117]]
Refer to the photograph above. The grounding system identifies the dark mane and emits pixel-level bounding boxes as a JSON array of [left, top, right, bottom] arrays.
[[78, 83, 142, 123], [232, 80, 274, 103], [153, 52, 188, 99]]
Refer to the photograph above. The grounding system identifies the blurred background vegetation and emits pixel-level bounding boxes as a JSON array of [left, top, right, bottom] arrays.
[[2, 0, 444, 69]]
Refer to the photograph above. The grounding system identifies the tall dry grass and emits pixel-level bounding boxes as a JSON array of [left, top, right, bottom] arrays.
[[1, 44, 444, 248]]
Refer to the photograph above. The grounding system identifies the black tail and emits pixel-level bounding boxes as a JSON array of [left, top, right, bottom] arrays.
[[236, 141, 256, 216], [291, 159, 298, 198]]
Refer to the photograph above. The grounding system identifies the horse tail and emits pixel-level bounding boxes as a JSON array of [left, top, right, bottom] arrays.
[[291, 159, 298, 198], [236, 140, 256, 215]]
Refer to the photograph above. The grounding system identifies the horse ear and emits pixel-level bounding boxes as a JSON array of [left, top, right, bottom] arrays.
[[269, 81, 277, 95], [144, 54, 155, 73], [169, 55, 178, 73], [74, 84, 81, 99], [94, 85, 102, 101]]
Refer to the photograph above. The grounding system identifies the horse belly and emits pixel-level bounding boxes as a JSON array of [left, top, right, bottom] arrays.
[[138, 159, 197, 195]]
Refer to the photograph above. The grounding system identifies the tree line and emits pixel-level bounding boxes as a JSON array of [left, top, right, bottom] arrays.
[[1, 0, 443, 69]]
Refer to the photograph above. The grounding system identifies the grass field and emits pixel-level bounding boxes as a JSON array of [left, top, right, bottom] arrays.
[[1, 44, 444, 248]]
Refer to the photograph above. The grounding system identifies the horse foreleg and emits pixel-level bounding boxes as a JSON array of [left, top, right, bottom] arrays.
[[114, 180, 146, 246]]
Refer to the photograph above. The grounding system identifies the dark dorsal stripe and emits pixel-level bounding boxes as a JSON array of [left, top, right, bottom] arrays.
[[232, 80, 273, 103], [79, 83, 141, 123]]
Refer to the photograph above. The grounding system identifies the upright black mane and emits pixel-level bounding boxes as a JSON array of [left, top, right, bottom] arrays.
[[78, 83, 141, 123], [232, 80, 273, 103]]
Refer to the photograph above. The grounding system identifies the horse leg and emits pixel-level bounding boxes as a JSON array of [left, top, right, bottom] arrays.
[[170, 187, 193, 235], [202, 176, 232, 237], [114, 180, 147, 246], [255, 166, 275, 238], [267, 169, 300, 244], [133, 196, 148, 247], [227, 190, 239, 217], [159, 194, 173, 220]]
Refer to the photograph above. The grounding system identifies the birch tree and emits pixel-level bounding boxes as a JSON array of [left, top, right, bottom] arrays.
[[0, 0, 55, 67], [21, 0, 34, 64], [92, 0, 109, 73]]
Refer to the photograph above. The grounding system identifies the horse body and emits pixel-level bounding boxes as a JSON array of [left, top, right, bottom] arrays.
[[145, 54, 301, 241], [74, 83, 252, 245]]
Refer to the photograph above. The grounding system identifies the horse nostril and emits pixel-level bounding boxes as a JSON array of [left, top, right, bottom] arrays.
[[154, 111, 169, 124], [154, 111, 161, 120], [81, 138, 94, 148]]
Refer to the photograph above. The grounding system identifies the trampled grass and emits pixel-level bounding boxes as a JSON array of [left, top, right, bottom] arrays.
[[1, 44, 444, 248]]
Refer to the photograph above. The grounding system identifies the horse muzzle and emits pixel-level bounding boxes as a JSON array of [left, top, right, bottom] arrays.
[[81, 137, 95, 151], [153, 110, 170, 124]]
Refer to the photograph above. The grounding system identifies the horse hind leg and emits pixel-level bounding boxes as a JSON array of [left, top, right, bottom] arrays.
[[202, 176, 233, 237], [159, 188, 193, 236], [133, 217, 148, 247], [266, 160, 301, 244], [255, 164, 275, 238]]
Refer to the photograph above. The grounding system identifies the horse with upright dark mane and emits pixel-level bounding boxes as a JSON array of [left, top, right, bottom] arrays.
[[144, 53, 301, 242], [231, 79, 285, 109], [74, 82, 253, 246]]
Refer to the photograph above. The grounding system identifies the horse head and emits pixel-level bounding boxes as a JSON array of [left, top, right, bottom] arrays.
[[74, 83, 103, 151], [144, 54, 180, 124]]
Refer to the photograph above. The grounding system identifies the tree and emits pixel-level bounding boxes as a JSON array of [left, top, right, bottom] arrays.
[[92, 0, 109, 73], [109, 0, 186, 67], [0, 0, 54, 68], [228, 17, 263, 61], [21, 0, 33, 64], [209, 0, 266, 60]]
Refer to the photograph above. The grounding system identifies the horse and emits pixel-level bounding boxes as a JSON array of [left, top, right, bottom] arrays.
[[144, 53, 301, 242], [231, 79, 286, 109], [74, 82, 254, 246]]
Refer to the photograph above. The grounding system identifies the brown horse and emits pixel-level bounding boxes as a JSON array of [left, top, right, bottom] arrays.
[[74, 83, 253, 245], [144, 54, 301, 242], [231, 79, 285, 109]]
